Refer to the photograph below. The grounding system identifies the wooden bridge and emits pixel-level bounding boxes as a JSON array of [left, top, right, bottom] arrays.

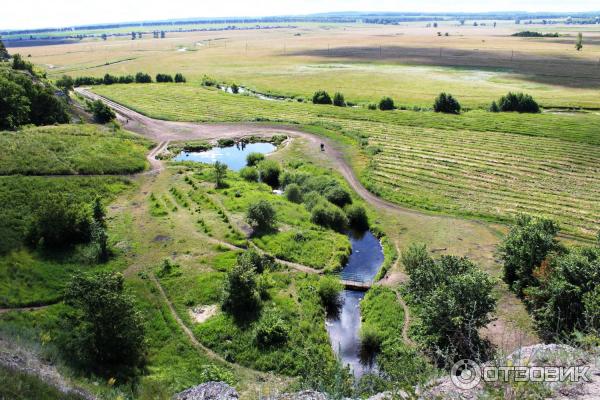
[[340, 272, 373, 291]]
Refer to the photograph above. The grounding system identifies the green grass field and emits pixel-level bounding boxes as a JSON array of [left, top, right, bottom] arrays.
[[94, 84, 600, 238], [0, 124, 150, 175]]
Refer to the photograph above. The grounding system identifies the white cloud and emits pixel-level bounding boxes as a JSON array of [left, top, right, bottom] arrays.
[[1, 0, 599, 30]]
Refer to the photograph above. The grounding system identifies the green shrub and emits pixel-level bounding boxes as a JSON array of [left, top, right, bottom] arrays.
[[201, 75, 218, 87], [88, 99, 115, 123], [239, 166, 259, 182], [221, 261, 261, 320], [174, 73, 186, 83], [498, 92, 540, 113], [284, 183, 303, 203], [333, 92, 346, 107], [360, 325, 383, 354], [345, 204, 369, 231], [134, 72, 152, 83], [237, 249, 274, 274], [324, 185, 352, 207], [312, 90, 332, 105], [217, 138, 235, 147], [246, 200, 277, 233], [258, 159, 281, 188], [378, 97, 395, 111], [317, 276, 343, 313], [310, 201, 348, 232], [433, 93, 461, 114], [246, 152, 265, 166], [254, 309, 289, 347]]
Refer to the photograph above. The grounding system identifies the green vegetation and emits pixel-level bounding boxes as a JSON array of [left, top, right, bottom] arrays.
[[0, 124, 149, 175], [496, 92, 540, 113], [433, 92, 461, 114], [58, 272, 146, 379], [87, 99, 115, 123], [512, 31, 559, 37], [213, 161, 228, 188], [0, 64, 69, 130], [0, 365, 85, 400], [220, 254, 262, 320], [402, 244, 497, 364], [378, 96, 395, 110], [257, 159, 281, 187], [246, 200, 277, 233], [246, 152, 265, 166], [499, 215, 600, 341], [333, 92, 346, 107], [312, 90, 332, 105]]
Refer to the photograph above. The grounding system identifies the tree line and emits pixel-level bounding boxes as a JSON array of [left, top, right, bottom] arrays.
[[71, 72, 186, 87], [311, 90, 540, 114]]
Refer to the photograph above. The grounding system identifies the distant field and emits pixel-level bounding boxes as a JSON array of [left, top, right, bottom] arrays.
[[13, 22, 600, 108], [93, 84, 600, 238]]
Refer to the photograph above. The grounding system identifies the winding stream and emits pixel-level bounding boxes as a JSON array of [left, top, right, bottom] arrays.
[[326, 231, 384, 378]]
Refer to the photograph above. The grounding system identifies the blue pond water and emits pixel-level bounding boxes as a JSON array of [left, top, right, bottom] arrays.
[[326, 230, 384, 378], [174, 142, 276, 171]]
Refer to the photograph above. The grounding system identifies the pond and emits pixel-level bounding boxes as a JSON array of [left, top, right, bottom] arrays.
[[173, 142, 276, 171], [326, 230, 384, 378]]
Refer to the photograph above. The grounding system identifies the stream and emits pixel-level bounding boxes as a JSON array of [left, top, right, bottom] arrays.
[[326, 230, 384, 378]]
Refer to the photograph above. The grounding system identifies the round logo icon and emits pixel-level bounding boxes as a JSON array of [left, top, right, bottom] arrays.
[[450, 359, 481, 390]]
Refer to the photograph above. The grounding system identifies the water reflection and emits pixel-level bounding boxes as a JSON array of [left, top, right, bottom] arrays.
[[173, 142, 276, 171]]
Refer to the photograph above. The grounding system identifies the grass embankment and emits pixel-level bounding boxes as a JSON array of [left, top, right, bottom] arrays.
[[0, 124, 151, 175], [0, 364, 85, 400], [94, 84, 600, 238]]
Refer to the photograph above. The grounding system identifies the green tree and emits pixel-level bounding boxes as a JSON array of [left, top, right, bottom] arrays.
[[433, 92, 461, 114], [0, 37, 10, 60], [11, 54, 33, 73], [246, 152, 265, 166], [221, 259, 262, 320], [213, 161, 228, 188], [174, 73, 186, 83], [489, 101, 500, 112], [88, 99, 115, 124], [59, 272, 146, 377], [0, 76, 30, 130], [134, 72, 152, 83], [498, 214, 561, 297], [378, 97, 395, 111], [318, 276, 343, 313], [246, 200, 277, 233], [55, 75, 74, 96], [237, 249, 274, 274], [258, 159, 281, 187], [312, 90, 332, 105], [324, 185, 352, 207], [575, 32, 583, 51], [310, 200, 348, 232], [497, 92, 540, 113], [345, 204, 369, 231], [239, 166, 259, 182], [254, 309, 289, 347], [333, 92, 346, 107]]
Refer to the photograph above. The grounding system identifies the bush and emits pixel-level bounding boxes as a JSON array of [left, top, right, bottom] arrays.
[[258, 159, 281, 188], [497, 92, 540, 113], [239, 166, 259, 182], [58, 272, 146, 378], [155, 73, 174, 83], [489, 101, 500, 112], [103, 73, 118, 85], [88, 99, 115, 123], [284, 183, 303, 203], [324, 185, 352, 207], [433, 92, 461, 114], [230, 83, 239, 94], [378, 97, 395, 111], [27, 194, 93, 248], [312, 90, 332, 105], [254, 309, 289, 347], [318, 276, 343, 313], [221, 261, 261, 320], [499, 214, 561, 297], [213, 161, 228, 188], [246, 200, 277, 233], [246, 152, 265, 167], [310, 200, 348, 232], [237, 249, 274, 274], [360, 325, 383, 354], [174, 73, 186, 83], [201, 75, 217, 87], [333, 92, 346, 107], [345, 204, 369, 231], [134, 72, 152, 83]]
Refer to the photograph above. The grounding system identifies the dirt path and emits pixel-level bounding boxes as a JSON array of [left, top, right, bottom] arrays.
[[0, 305, 52, 315]]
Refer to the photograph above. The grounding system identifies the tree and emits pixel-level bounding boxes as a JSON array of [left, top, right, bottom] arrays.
[[246, 152, 265, 167], [239, 166, 259, 182], [0, 76, 30, 130], [101, 33, 107, 41], [174, 73, 186, 83], [312, 90, 332, 105], [489, 101, 500, 112], [497, 92, 540, 113], [0, 37, 9, 60], [433, 92, 461, 114], [310, 200, 348, 232], [92, 196, 106, 228], [27, 194, 93, 248], [213, 161, 228, 188], [318, 276, 343, 314], [246, 200, 277, 233], [284, 183, 302, 203], [255, 309, 289, 347], [576, 32, 583, 51], [324, 185, 352, 207], [59, 272, 145, 377], [11, 53, 34, 73], [88, 99, 115, 123], [333, 92, 346, 107], [231, 83, 239, 94], [498, 214, 561, 297], [258, 159, 281, 188], [134, 72, 152, 83], [237, 249, 274, 274], [378, 96, 395, 111], [345, 204, 369, 231], [221, 259, 261, 320], [156, 73, 173, 83], [55, 75, 74, 96]]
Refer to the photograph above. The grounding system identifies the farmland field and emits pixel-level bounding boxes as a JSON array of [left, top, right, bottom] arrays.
[[92, 83, 600, 238]]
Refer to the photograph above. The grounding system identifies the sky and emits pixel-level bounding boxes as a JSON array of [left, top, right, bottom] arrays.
[[1, 0, 599, 30]]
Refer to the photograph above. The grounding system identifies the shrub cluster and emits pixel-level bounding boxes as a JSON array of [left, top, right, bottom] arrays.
[[433, 92, 461, 114], [87, 99, 115, 124], [378, 96, 395, 111], [493, 92, 540, 113], [312, 90, 333, 105], [72, 72, 186, 87]]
